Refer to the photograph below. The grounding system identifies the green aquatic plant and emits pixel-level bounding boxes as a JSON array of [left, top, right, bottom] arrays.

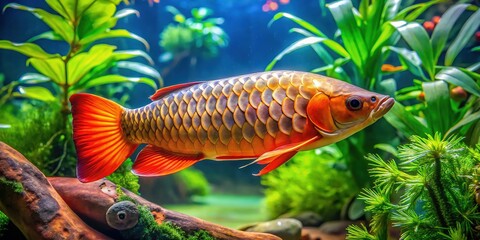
[[159, 6, 228, 75], [266, 0, 438, 90], [262, 145, 357, 219], [385, 3, 480, 146], [0, 0, 160, 113], [0, 0, 161, 175], [176, 168, 210, 197], [266, 0, 436, 188], [346, 134, 480, 240], [0, 102, 77, 176], [107, 159, 140, 194], [0, 211, 8, 238]]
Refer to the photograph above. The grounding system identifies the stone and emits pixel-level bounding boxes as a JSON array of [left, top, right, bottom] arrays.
[[246, 218, 302, 240], [280, 211, 324, 227], [319, 220, 363, 235]]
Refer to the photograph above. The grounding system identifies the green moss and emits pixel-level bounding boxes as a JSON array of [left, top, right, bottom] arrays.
[[0, 177, 23, 193], [185, 230, 216, 240], [0, 211, 9, 238], [107, 159, 140, 194], [115, 188, 216, 240], [262, 144, 357, 219]]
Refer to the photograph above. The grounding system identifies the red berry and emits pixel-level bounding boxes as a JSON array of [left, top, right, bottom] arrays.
[[450, 86, 467, 102], [432, 16, 441, 25], [475, 31, 480, 42], [418, 92, 425, 101], [423, 21, 435, 31]]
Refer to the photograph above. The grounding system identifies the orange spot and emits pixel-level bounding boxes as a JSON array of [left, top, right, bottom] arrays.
[[418, 92, 425, 101], [269, 1, 278, 11], [423, 21, 435, 31], [262, 4, 270, 12], [432, 16, 441, 25], [280, 0, 290, 4], [381, 64, 404, 72], [450, 86, 467, 102]]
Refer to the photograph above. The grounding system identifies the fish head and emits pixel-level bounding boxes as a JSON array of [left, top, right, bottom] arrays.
[[306, 82, 395, 141]]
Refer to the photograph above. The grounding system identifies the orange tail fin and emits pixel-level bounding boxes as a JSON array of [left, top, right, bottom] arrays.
[[70, 93, 138, 183]]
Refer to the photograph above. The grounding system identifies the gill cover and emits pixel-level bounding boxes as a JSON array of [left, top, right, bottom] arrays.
[[306, 93, 337, 133]]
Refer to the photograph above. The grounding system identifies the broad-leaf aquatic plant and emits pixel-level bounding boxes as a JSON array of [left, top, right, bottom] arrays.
[[159, 6, 228, 76], [266, 0, 437, 189], [0, 0, 160, 113], [385, 3, 480, 146], [347, 134, 480, 240], [266, 0, 439, 90], [0, 0, 161, 177]]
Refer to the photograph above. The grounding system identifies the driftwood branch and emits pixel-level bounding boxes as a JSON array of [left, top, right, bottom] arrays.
[[0, 141, 110, 239], [0, 141, 279, 240], [49, 177, 280, 240]]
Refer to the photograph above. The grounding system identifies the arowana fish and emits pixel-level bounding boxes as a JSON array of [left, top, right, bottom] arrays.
[[70, 71, 394, 182]]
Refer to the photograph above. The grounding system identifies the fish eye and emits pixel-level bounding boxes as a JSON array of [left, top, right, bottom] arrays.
[[346, 96, 363, 111], [371, 96, 376, 102]]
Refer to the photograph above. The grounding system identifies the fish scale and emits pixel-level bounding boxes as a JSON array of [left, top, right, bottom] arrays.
[[121, 71, 317, 158]]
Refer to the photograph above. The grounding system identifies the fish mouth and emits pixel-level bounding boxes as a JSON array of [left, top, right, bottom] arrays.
[[372, 96, 395, 120]]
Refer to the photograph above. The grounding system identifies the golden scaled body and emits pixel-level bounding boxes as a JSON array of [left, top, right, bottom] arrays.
[[122, 71, 323, 159], [70, 70, 394, 182]]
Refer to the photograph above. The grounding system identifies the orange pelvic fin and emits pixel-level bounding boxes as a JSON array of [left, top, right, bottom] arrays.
[[132, 145, 203, 176], [243, 136, 320, 175], [70, 93, 138, 183], [254, 151, 297, 176], [149, 82, 202, 101]]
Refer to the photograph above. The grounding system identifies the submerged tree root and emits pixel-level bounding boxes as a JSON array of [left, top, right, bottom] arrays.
[[0, 141, 279, 240], [0, 141, 110, 239]]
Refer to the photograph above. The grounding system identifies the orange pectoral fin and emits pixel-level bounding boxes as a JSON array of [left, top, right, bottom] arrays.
[[306, 93, 336, 133], [254, 151, 297, 176], [245, 136, 320, 175], [132, 145, 203, 176]]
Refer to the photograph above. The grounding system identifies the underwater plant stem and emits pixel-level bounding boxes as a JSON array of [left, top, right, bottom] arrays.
[[50, 140, 68, 175], [427, 156, 454, 230]]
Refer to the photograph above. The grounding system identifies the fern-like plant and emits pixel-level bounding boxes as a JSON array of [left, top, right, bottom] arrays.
[[347, 133, 480, 240]]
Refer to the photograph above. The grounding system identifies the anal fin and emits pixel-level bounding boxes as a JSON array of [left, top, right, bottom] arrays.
[[132, 145, 203, 176]]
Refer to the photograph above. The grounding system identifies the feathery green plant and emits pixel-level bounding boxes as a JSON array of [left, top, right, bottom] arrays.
[[347, 134, 480, 239]]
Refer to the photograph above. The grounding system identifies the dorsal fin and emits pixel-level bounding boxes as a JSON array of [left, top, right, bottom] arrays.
[[149, 82, 202, 101]]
